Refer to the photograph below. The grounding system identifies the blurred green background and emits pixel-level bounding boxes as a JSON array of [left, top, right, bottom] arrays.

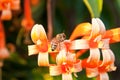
[[2, 0, 120, 80]]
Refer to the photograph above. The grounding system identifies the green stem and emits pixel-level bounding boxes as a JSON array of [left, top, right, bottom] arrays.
[[16, 28, 24, 46]]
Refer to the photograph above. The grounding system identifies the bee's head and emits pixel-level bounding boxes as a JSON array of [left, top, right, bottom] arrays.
[[56, 33, 66, 42]]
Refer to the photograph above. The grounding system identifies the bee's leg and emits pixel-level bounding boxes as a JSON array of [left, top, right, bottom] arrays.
[[59, 42, 65, 50]]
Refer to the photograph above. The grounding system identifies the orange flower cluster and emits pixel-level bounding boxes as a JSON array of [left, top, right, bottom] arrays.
[[21, 0, 34, 32], [0, 0, 20, 20], [0, 0, 20, 65], [28, 18, 120, 80]]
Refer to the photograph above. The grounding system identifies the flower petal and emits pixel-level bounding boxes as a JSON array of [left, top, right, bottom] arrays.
[[87, 48, 100, 67], [100, 49, 115, 66], [56, 49, 67, 64], [31, 24, 47, 43], [38, 52, 49, 66], [89, 18, 106, 39], [11, 0, 20, 10], [98, 39, 110, 49], [28, 45, 39, 56], [73, 60, 82, 72], [70, 23, 91, 40], [96, 18, 106, 35], [86, 68, 98, 78], [106, 63, 116, 72], [90, 18, 100, 38], [70, 39, 89, 50], [97, 73, 109, 80], [49, 65, 62, 76], [66, 53, 76, 62], [103, 28, 120, 43], [62, 73, 73, 80], [1, 9, 12, 20]]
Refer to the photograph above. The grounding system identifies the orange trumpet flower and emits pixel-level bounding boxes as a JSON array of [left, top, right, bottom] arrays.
[[0, 0, 12, 20], [28, 18, 119, 80], [70, 18, 117, 80], [11, 0, 20, 10], [0, 0, 20, 20], [50, 42, 82, 80], [28, 24, 49, 66], [21, 0, 34, 31], [82, 57, 116, 80]]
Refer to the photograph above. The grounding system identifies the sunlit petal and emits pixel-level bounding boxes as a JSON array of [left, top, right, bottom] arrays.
[[38, 52, 49, 66], [98, 39, 110, 49], [31, 24, 47, 43], [100, 49, 115, 66], [97, 73, 109, 80], [70, 39, 89, 50], [70, 23, 91, 40], [90, 18, 100, 38], [62, 73, 72, 80], [87, 48, 100, 67], [66, 53, 76, 62], [56, 49, 67, 64], [86, 68, 98, 78], [28, 45, 39, 56], [49, 65, 62, 76], [96, 18, 106, 35]]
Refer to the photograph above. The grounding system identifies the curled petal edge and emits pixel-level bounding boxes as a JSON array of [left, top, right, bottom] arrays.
[[49, 65, 62, 76], [62, 73, 73, 80], [28, 45, 39, 56], [31, 24, 47, 43], [38, 52, 49, 66], [56, 49, 67, 65], [70, 23, 91, 41], [73, 60, 82, 73], [70, 39, 89, 50], [96, 18, 106, 35], [87, 48, 100, 67], [100, 49, 115, 67], [86, 68, 98, 78], [97, 72, 109, 80]]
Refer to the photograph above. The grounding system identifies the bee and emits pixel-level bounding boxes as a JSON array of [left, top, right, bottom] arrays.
[[51, 33, 66, 51]]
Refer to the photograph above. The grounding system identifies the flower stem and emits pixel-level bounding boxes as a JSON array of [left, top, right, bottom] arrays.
[[47, 0, 53, 40]]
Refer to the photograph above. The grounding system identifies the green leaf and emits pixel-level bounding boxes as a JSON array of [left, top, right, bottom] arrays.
[[115, 0, 120, 14], [83, 0, 103, 18]]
